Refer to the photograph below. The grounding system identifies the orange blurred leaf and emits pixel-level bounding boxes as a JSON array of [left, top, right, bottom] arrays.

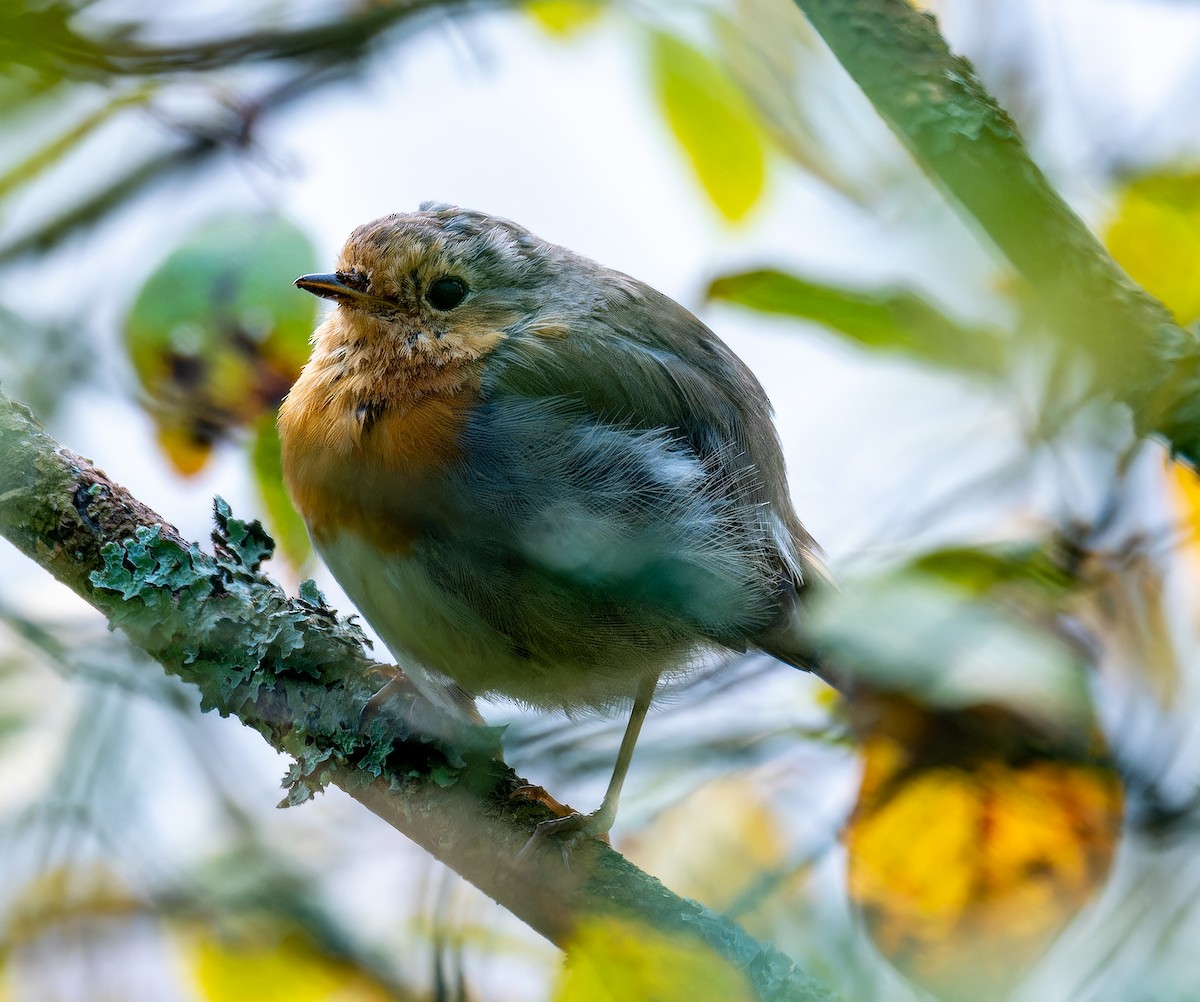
[[154, 422, 215, 477], [846, 698, 1123, 1000], [1168, 455, 1200, 557]]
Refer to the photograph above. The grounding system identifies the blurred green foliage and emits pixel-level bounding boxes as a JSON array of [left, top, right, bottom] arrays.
[[124, 214, 317, 566], [708, 268, 1009, 376], [4, 1, 1200, 1001], [124, 214, 316, 468]]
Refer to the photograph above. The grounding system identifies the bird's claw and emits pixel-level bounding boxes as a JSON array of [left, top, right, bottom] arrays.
[[516, 807, 613, 864]]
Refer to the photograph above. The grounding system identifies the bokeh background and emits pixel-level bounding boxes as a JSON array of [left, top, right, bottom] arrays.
[[4, 1, 1200, 999]]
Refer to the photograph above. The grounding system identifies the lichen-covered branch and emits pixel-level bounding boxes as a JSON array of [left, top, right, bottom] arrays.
[[792, 0, 1200, 463], [0, 390, 834, 1002]]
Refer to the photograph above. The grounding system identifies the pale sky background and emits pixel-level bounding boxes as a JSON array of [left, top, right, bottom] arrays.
[[6, 0, 1199, 610], [4, 2, 1200, 998]]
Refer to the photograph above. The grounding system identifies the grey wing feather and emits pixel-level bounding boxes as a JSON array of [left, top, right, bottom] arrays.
[[485, 273, 819, 583]]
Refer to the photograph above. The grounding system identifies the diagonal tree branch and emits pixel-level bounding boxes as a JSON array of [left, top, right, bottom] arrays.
[[792, 0, 1200, 464], [0, 389, 835, 1002]]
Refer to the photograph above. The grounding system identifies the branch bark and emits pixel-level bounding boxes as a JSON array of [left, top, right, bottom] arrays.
[[0, 389, 834, 1002], [792, 0, 1200, 463]]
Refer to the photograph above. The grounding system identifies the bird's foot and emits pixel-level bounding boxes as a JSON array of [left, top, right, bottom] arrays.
[[359, 670, 410, 729], [358, 670, 498, 758], [515, 798, 615, 863]]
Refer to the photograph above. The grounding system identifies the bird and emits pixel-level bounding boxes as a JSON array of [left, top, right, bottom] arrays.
[[278, 203, 824, 847]]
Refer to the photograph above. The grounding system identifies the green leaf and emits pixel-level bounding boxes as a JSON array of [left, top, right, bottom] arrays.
[[124, 213, 317, 475], [649, 31, 767, 222], [250, 415, 312, 571], [0, 4, 110, 97], [913, 543, 1075, 598], [555, 917, 756, 1002], [809, 569, 1092, 733], [708, 268, 1007, 375]]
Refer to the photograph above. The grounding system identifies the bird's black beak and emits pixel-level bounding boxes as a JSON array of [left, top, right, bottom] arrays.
[[294, 273, 362, 303]]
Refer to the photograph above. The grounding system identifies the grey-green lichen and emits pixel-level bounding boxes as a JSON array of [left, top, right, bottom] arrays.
[[88, 497, 499, 806], [3, 375, 833, 1001]]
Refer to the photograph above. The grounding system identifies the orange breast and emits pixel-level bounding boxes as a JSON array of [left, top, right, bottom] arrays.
[[280, 375, 478, 555]]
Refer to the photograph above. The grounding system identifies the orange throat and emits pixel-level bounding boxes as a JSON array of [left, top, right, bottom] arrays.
[[277, 312, 491, 553]]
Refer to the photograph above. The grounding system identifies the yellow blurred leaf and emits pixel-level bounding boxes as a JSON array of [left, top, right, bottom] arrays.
[[155, 422, 215, 477], [183, 928, 392, 1002], [526, 0, 602, 36], [621, 777, 787, 915], [1105, 171, 1200, 324], [846, 698, 1123, 1001], [1169, 456, 1200, 560], [650, 32, 767, 222], [555, 916, 755, 1002]]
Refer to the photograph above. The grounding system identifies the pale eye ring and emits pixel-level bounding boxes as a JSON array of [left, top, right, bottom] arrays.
[[425, 276, 469, 310]]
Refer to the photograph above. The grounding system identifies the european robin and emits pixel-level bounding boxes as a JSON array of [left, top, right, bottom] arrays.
[[278, 204, 824, 845]]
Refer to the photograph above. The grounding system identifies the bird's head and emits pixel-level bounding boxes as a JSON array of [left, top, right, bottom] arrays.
[[294, 203, 596, 361]]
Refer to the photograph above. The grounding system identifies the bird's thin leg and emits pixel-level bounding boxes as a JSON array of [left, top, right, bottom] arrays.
[[592, 672, 657, 831], [517, 673, 658, 859]]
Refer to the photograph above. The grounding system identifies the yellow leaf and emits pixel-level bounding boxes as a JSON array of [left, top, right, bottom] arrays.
[[846, 698, 1123, 1000], [155, 422, 216, 477], [1105, 172, 1200, 324], [650, 32, 767, 222], [555, 917, 755, 1002], [526, 0, 602, 37], [1169, 456, 1200, 554], [182, 928, 392, 1002]]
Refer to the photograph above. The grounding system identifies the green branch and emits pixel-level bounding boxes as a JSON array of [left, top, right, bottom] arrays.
[[792, 0, 1200, 462], [0, 390, 834, 1002]]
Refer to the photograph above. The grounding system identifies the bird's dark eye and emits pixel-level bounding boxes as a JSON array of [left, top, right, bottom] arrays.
[[426, 276, 469, 310], [338, 268, 370, 293]]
